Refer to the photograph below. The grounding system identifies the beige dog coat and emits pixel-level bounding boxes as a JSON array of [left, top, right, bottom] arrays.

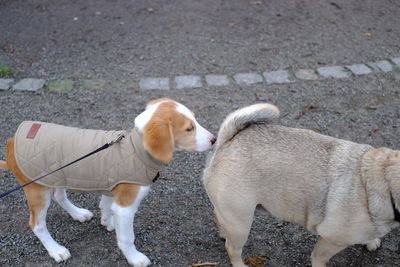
[[14, 121, 162, 195]]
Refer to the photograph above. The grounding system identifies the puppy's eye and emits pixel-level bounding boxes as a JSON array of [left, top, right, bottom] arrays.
[[186, 126, 194, 132]]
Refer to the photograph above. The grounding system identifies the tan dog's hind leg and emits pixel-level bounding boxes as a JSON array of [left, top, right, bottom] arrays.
[[6, 137, 71, 262], [311, 238, 346, 267], [212, 198, 255, 267]]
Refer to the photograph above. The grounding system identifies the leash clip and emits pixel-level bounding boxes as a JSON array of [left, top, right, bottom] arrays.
[[108, 133, 125, 146]]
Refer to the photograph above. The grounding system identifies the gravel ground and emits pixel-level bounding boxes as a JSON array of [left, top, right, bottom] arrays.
[[1, 0, 400, 266], [1, 72, 400, 266]]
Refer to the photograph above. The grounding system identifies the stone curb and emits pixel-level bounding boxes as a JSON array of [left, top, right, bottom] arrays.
[[139, 77, 170, 90], [233, 73, 263, 85], [47, 79, 74, 94], [367, 60, 393, 73], [345, 64, 372, 75], [264, 70, 295, 84], [13, 78, 46, 91], [0, 78, 14, 90], [175, 75, 202, 89], [317, 65, 351, 79], [294, 69, 319, 81], [205, 74, 230, 87], [0, 56, 399, 92]]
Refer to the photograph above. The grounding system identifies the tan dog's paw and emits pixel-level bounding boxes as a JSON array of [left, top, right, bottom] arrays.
[[366, 238, 381, 251]]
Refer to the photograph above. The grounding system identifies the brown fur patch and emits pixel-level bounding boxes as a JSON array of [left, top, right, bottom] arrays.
[[5, 137, 48, 228], [143, 118, 174, 163], [112, 183, 141, 207]]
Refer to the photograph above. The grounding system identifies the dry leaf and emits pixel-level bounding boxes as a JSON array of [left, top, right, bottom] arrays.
[[244, 256, 267, 267], [228, 22, 236, 28], [365, 32, 373, 37], [162, 34, 169, 39], [3, 44, 15, 53]]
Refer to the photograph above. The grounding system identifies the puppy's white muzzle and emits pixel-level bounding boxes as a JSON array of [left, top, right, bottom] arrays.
[[195, 125, 216, 151]]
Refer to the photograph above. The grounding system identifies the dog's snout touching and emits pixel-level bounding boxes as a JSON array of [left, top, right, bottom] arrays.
[[211, 136, 217, 145]]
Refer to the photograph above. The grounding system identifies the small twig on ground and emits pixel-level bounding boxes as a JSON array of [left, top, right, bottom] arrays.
[[188, 262, 219, 267]]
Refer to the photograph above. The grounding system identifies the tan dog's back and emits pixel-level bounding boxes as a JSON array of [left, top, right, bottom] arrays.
[[204, 124, 372, 230]]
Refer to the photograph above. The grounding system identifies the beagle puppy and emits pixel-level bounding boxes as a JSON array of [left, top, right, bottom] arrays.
[[0, 98, 216, 267]]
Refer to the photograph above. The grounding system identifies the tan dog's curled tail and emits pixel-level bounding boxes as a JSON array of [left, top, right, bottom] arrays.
[[0, 160, 9, 171], [215, 103, 280, 148]]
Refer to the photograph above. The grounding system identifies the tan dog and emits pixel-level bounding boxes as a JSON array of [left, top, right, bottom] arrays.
[[0, 98, 216, 267], [203, 103, 400, 267]]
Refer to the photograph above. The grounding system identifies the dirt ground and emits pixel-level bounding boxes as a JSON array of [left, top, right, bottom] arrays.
[[1, 0, 400, 266]]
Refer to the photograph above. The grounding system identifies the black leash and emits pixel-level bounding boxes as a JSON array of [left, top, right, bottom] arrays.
[[0, 134, 125, 199]]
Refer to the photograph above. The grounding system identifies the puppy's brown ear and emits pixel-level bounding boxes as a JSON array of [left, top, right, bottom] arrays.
[[143, 121, 174, 163]]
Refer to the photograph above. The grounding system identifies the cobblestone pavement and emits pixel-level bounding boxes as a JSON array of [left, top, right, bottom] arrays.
[[1, 0, 400, 267], [1, 57, 399, 92]]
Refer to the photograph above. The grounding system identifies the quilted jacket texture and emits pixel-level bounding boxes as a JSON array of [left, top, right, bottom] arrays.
[[14, 121, 162, 195]]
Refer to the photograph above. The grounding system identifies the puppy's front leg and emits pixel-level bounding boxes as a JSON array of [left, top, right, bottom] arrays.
[[111, 185, 150, 267], [100, 195, 115, 231]]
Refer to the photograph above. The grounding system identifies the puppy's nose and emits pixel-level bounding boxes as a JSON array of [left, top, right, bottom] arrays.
[[210, 136, 217, 145]]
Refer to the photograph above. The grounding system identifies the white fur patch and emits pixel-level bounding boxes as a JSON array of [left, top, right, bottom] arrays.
[[111, 186, 151, 266], [215, 103, 279, 148], [100, 195, 115, 231], [224, 103, 279, 124], [176, 103, 214, 151], [33, 189, 72, 262], [134, 100, 171, 132], [53, 188, 93, 222]]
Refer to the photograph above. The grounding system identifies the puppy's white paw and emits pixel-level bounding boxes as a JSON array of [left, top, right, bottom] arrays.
[[101, 215, 115, 231], [48, 244, 71, 262], [71, 208, 94, 222], [127, 251, 151, 267], [366, 238, 381, 251]]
